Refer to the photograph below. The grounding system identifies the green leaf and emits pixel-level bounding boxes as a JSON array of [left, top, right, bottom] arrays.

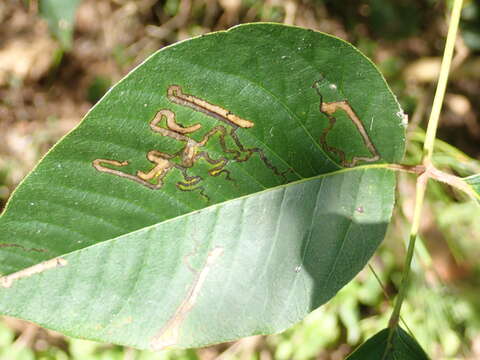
[[0, 23, 405, 349], [39, 0, 82, 50], [346, 326, 429, 360], [465, 174, 480, 204]]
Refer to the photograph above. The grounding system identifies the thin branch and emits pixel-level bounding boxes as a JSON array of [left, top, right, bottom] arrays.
[[384, 0, 464, 357]]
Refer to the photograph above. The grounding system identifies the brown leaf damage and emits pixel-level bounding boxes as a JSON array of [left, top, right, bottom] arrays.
[[150, 246, 224, 351], [313, 80, 381, 167], [0, 257, 67, 288], [0, 243, 48, 253]]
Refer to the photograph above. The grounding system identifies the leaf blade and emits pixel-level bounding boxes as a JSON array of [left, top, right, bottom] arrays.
[[0, 23, 405, 348], [1, 167, 395, 350], [347, 326, 429, 360], [0, 24, 405, 274]]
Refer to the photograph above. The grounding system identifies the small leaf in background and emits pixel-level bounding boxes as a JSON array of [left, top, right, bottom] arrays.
[[39, 0, 82, 50], [461, 2, 480, 51], [464, 174, 480, 204], [87, 75, 112, 104], [346, 326, 429, 360]]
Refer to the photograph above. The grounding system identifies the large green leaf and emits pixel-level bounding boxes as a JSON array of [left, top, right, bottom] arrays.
[[347, 326, 429, 360], [39, 0, 82, 50], [0, 23, 405, 349]]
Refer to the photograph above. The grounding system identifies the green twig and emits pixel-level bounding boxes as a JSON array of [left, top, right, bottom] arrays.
[[367, 264, 415, 338], [423, 0, 464, 162], [384, 0, 464, 356]]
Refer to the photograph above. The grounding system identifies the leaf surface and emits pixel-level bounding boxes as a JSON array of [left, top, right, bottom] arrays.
[[346, 326, 429, 360], [0, 23, 405, 349]]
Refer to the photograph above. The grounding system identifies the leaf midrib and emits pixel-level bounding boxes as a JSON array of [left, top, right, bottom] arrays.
[[30, 163, 395, 266]]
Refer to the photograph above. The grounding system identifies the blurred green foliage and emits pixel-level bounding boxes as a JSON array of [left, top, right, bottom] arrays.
[[87, 76, 112, 104], [325, 0, 422, 40], [38, 0, 82, 50], [461, 1, 480, 50]]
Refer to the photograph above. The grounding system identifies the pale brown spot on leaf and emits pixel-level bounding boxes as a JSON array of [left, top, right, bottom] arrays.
[[150, 247, 224, 351], [0, 257, 67, 288]]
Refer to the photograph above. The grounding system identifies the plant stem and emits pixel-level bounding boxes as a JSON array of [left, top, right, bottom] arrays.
[[423, 0, 464, 162], [384, 0, 464, 355], [387, 173, 428, 330]]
